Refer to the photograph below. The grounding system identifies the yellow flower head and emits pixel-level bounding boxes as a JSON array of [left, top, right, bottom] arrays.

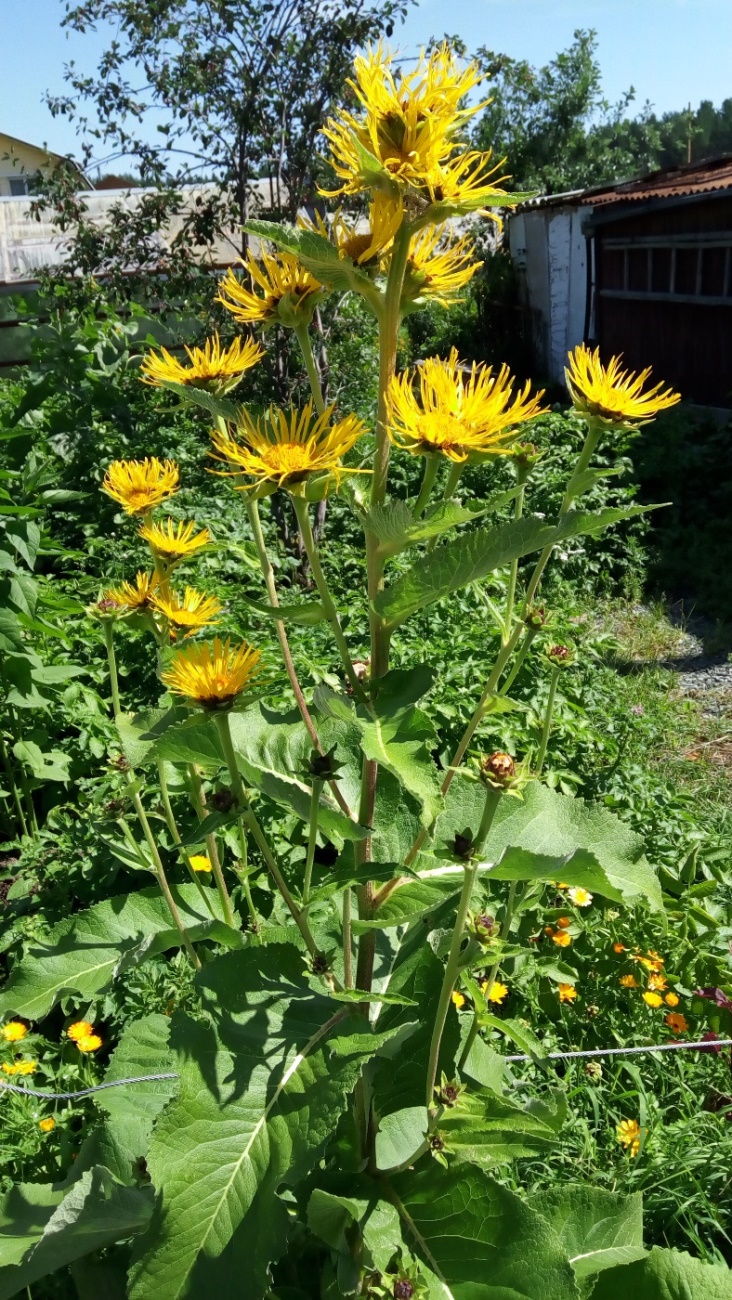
[[567, 887, 593, 907], [387, 348, 546, 463], [102, 458, 180, 516], [217, 250, 322, 329], [616, 1118, 642, 1157], [402, 225, 481, 308], [138, 518, 211, 566], [189, 854, 212, 873], [300, 193, 403, 265], [76, 1034, 103, 1053], [151, 585, 223, 638], [665, 1011, 689, 1034], [67, 1020, 94, 1041], [451, 989, 467, 1010], [139, 333, 264, 394], [421, 148, 512, 216], [665, 992, 680, 1008], [565, 345, 681, 429], [162, 637, 263, 711], [633, 950, 665, 972], [102, 571, 158, 614], [619, 974, 638, 989], [1, 1021, 28, 1042], [612, 942, 626, 953], [210, 400, 367, 495], [551, 930, 572, 948], [39, 1117, 56, 1133], [2, 1060, 37, 1076], [642, 991, 664, 1008], [647, 973, 667, 992], [481, 979, 508, 1004], [557, 983, 578, 1003]]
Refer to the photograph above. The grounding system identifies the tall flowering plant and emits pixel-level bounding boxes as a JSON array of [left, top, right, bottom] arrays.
[[2, 43, 713, 1300]]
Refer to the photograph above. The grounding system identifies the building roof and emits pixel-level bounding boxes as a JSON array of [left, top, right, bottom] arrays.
[[515, 155, 732, 214]]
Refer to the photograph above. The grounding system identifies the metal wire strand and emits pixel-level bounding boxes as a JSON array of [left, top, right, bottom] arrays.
[[504, 1038, 732, 1063], [0, 1071, 180, 1101]]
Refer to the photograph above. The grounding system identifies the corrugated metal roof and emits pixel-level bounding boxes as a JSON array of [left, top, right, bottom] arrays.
[[578, 154, 732, 206]]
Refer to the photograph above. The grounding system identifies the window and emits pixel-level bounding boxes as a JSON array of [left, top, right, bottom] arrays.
[[8, 176, 29, 197], [599, 234, 732, 306]]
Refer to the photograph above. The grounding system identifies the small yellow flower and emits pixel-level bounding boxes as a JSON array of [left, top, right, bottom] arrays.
[[612, 942, 626, 954], [300, 193, 403, 265], [2, 1060, 37, 1076], [102, 571, 158, 613], [557, 983, 578, 1003], [551, 931, 572, 948], [402, 225, 481, 307], [665, 992, 680, 1008], [619, 974, 638, 988], [151, 585, 223, 638], [76, 1034, 103, 1053], [217, 250, 322, 329], [642, 991, 664, 1008], [39, 1117, 56, 1133], [140, 333, 264, 394], [210, 400, 367, 494], [616, 1118, 642, 1157], [566, 345, 680, 429], [138, 518, 211, 566], [387, 348, 546, 463], [481, 979, 508, 1004], [1, 1021, 28, 1042], [647, 974, 667, 992], [189, 854, 212, 873], [567, 887, 593, 907], [162, 637, 263, 711], [102, 458, 180, 516], [451, 990, 466, 1010], [633, 950, 665, 972], [665, 1012, 689, 1034], [67, 1021, 94, 1042]]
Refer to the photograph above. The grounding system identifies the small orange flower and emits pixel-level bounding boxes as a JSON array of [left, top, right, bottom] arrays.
[[647, 974, 667, 992], [67, 1021, 94, 1041], [451, 990, 466, 1010], [480, 979, 508, 1004], [1, 1021, 28, 1042], [665, 1012, 689, 1034], [556, 917, 572, 929], [665, 992, 680, 1008], [619, 974, 638, 989], [616, 1118, 642, 1157], [39, 1117, 56, 1133], [612, 942, 626, 954], [557, 983, 578, 1003], [552, 931, 572, 948], [76, 1034, 103, 1053]]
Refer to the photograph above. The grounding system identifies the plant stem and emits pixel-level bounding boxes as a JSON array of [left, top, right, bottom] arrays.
[[186, 764, 231, 895], [499, 626, 538, 697], [294, 323, 326, 416], [342, 887, 354, 988], [535, 666, 560, 776], [302, 778, 322, 909], [458, 880, 519, 1073], [102, 618, 122, 717], [0, 729, 28, 838], [245, 496, 352, 820], [7, 708, 39, 837], [425, 787, 501, 1109], [292, 495, 363, 695], [442, 460, 465, 503], [412, 456, 439, 519], [157, 760, 218, 920], [214, 710, 320, 958], [503, 465, 528, 646], [130, 789, 202, 971]]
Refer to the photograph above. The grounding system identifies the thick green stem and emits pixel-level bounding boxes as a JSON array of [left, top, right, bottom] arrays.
[[294, 323, 326, 417], [130, 789, 201, 971], [157, 760, 218, 920], [342, 887, 354, 988], [302, 778, 323, 909], [245, 497, 352, 820], [442, 460, 465, 503], [458, 879, 519, 1073], [214, 710, 320, 959], [102, 619, 122, 717], [412, 456, 439, 519], [292, 496, 364, 695], [535, 666, 560, 776], [7, 708, 38, 837], [0, 729, 27, 837], [425, 787, 502, 1109], [503, 467, 528, 646]]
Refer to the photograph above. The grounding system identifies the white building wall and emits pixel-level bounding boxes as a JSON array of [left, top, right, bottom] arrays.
[[509, 203, 589, 383]]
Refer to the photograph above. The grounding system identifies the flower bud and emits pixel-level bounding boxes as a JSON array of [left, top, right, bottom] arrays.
[[524, 605, 547, 629], [545, 644, 575, 668], [584, 1060, 603, 1080], [451, 829, 475, 861], [513, 442, 543, 471], [479, 751, 516, 789], [435, 1074, 464, 1109], [304, 744, 343, 781], [394, 1283, 415, 1300], [468, 911, 496, 942]]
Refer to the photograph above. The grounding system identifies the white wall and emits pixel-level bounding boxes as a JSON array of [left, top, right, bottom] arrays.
[[509, 204, 589, 383]]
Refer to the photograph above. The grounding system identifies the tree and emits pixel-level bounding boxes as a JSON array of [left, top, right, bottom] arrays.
[[473, 29, 661, 195]]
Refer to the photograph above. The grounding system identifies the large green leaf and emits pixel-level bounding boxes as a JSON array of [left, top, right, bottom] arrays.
[[239, 593, 328, 625], [526, 1185, 645, 1284], [374, 506, 655, 628], [362, 494, 519, 559], [0, 886, 239, 1021], [352, 877, 462, 933], [373, 945, 461, 1117], [589, 1247, 732, 1298], [244, 218, 375, 298], [437, 1090, 565, 1170], [99, 1013, 178, 1126], [128, 946, 404, 1300], [433, 781, 663, 912], [389, 1163, 578, 1298], [149, 380, 240, 422]]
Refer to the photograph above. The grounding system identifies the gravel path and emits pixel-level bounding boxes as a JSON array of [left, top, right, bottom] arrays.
[[664, 614, 732, 717]]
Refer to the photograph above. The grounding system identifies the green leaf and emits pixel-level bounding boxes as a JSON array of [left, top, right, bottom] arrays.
[[244, 218, 375, 298], [374, 506, 656, 628], [363, 493, 519, 558], [4, 519, 41, 570], [0, 886, 237, 1021], [239, 593, 328, 625], [127, 947, 399, 1300], [98, 1013, 178, 1126], [478, 1013, 548, 1060], [115, 706, 189, 768], [12, 740, 70, 783], [0, 1184, 65, 1270], [373, 946, 461, 1117], [438, 1090, 565, 1169], [352, 877, 462, 932], [526, 1184, 644, 1283], [461, 1036, 505, 1094], [375, 1107, 429, 1171], [589, 1247, 732, 1298], [151, 380, 240, 421], [389, 1163, 578, 1298]]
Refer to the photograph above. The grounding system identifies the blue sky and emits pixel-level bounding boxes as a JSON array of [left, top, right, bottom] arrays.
[[1, 0, 729, 165]]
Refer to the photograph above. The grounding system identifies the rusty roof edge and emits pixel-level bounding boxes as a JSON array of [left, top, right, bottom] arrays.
[[510, 152, 732, 216]]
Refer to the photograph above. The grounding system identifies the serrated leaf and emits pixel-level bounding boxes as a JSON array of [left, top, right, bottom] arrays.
[[525, 1184, 644, 1283], [363, 492, 519, 558], [98, 1014, 178, 1125], [115, 706, 188, 768], [374, 506, 656, 628], [151, 380, 240, 422], [239, 593, 328, 625], [439, 1090, 564, 1169], [461, 1035, 505, 1094], [478, 1014, 547, 1060], [244, 218, 375, 297], [352, 877, 462, 932], [589, 1246, 732, 1298]]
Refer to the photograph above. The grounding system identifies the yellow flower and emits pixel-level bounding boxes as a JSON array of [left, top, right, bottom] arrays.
[[1, 1021, 28, 1042], [217, 250, 322, 329], [39, 1117, 56, 1133], [102, 571, 158, 613], [633, 950, 665, 972], [421, 149, 513, 216], [102, 458, 180, 516], [665, 1012, 689, 1034], [300, 193, 403, 265], [481, 979, 508, 1004], [665, 992, 680, 1008], [647, 974, 667, 992], [619, 974, 638, 988], [567, 887, 593, 907], [189, 854, 212, 873], [2, 1060, 38, 1076], [67, 1020, 94, 1041], [210, 400, 367, 494], [551, 931, 572, 948], [76, 1034, 103, 1053], [557, 983, 578, 1003], [616, 1118, 642, 1157], [138, 518, 211, 566], [139, 333, 264, 394], [451, 990, 466, 1010], [162, 637, 263, 711], [612, 942, 626, 954], [387, 348, 546, 463], [565, 345, 681, 429], [642, 991, 664, 1008], [151, 585, 223, 638], [402, 225, 481, 307]]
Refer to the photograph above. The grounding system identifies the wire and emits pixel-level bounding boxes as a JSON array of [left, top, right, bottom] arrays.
[[0, 1072, 179, 1101], [503, 1038, 732, 1064]]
